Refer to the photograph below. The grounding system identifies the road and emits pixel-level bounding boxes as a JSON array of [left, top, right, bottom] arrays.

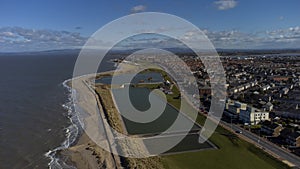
[[221, 120, 300, 168]]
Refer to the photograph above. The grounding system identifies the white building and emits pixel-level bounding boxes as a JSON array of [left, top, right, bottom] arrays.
[[239, 106, 270, 125]]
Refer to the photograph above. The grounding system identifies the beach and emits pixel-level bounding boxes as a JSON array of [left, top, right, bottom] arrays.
[[61, 132, 115, 169], [62, 74, 118, 169], [63, 61, 163, 169]]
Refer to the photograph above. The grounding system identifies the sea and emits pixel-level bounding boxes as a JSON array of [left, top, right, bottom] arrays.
[[0, 50, 116, 169]]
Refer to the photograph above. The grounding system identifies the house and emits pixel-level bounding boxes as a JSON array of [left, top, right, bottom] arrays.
[[250, 81, 258, 87], [262, 85, 271, 91], [238, 85, 245, 92], [286, 131, 300, 147], [199, 86, 211, 95], [263, 102, 274, 111], [225, 99, 235, 109], [280, 129, 300, 147], [271, 76, 290, 82], [282, 87, 289, 95], [260, 121, 283, 137], [244, 83, 251, 89]]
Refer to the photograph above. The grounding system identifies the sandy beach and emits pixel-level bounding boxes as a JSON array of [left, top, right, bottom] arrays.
[[62, 74, 118, 169], [63, 62, 164, 169], [61, 132, 115, 169]]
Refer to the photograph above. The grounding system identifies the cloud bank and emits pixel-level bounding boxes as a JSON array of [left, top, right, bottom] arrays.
[[0, 26, 300, 52], [208, 26, 300, 49], [0, 27, 87, 52]]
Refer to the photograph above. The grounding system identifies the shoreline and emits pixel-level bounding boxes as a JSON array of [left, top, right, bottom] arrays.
[[57, 62, 166, 169], [45, 79, 80, 169], [46, 74, 117, 169], [49, 62, 211, 169], [62, 75, 117, 169], [45, 62, 141, 169]]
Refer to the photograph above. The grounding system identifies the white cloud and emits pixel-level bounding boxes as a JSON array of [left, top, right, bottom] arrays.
[[131, 5, 146, 13], [1, 26, 300, 52], [0, 31, 15, 37], [181, 26, 300, 49], [214, 0, 237, 10], [0, 27, 87, 52]]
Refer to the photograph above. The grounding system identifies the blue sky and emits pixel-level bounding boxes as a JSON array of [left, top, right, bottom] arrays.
[[0, 0, 299, 52]]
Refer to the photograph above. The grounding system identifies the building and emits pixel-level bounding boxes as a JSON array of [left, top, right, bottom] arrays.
[[271, 76, 291, 82], [225, 100, 270, 125], [287, 132, 300, 147], [225, 100, 247, 120], [282, 87, 289, 95], [260, 121, 283, 137], [239, 106, 270, 125], [263, 102, 274, 111], [199, 86, 211, 95], [280, 129, 300, 147], [227, 101, 247, 114], [262, 85, 271, 91]]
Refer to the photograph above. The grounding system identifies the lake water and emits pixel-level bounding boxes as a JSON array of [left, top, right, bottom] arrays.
[[112, 87, 213, 155], [112, 87, 200, 135], [96, 72, 164, 84]]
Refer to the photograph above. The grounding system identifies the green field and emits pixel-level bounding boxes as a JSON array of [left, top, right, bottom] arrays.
[[162, 124, 290, 169]]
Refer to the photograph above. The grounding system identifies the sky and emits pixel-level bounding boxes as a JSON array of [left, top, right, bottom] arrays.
[[0, 0, 299, 52]]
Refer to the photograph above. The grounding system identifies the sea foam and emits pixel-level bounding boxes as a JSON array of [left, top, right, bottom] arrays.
[[44, 79, 80, 169]]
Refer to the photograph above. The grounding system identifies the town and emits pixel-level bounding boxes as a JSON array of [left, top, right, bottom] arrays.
[[113, 50, 300, 159], [195, 52, 300, 157]]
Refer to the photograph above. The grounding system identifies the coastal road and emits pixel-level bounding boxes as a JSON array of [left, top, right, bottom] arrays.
[[220, 120, 300, 168]]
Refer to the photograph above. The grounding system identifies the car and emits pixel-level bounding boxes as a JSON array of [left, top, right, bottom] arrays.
[[235, 130, 243, 134]]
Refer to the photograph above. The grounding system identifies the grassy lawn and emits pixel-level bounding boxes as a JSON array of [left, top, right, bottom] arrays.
[[162, 136, 287, 169], [162, 120, 290, 169]]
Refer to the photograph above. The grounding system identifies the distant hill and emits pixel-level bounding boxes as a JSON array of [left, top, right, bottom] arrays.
[[1, 48, 300, 57]]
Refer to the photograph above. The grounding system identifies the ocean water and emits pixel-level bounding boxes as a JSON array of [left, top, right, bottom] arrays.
[[0, 50, 115, 169]]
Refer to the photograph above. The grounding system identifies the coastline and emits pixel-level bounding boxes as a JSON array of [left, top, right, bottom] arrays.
[[46, 75, 116, 169], [45, 79, 80, 169], [47, 62, 213, 169], [45, 62, 139, 169], [58, 76, 116, 169], [53, 62, 165, 169], [60, 132, 114, 169]]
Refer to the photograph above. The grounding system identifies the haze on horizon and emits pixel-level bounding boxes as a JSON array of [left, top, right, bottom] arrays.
[[0, 0, 299, 52]]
